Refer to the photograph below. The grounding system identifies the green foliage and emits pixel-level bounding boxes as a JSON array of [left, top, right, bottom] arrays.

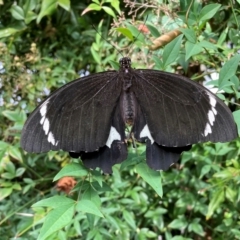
[[1, 0, 240, 239]]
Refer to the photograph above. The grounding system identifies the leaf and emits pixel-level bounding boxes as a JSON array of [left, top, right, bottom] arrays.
[[206, 189, 224, 219], [10, 5, 25, 20], [198, 40, 217, 50], [135, 162, 162, 197], [116, 27, 134, 41], [8, 146, 23, 162], [233, 110, 240, 135], [81, 3, 101, 15], [0, 28, 24, 38], [53, 163, 88, 181], [58, 0, 70, 11], [37, 204, 74, 240], [217, 27, 228, 46], [146, 24, 160, 37], [123, 210, 136, 229], [168, 219, 188, 229], [180, 28, 196, 43], [162, 34, 183, 68], [0, 188, 13, 201], [110, 0, 120, 14], [37, 0, 58, 23], [188, 220, 205, 236], [2, 109, 24, 122], [102, 6, 116, 18], [109, 60, 119, 70], [76, 199, 104, 217], [82, 186, 101, 208], [91, 46, 101, 64], [32, 196, 75, 208], [199, 165, 211, 179], [185, 41, 203, 60], [218, 54, 240, 88], [199, 4, 221, 22], [25, 11, 37, 24]]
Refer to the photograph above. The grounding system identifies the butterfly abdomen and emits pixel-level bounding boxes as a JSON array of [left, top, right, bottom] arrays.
[[120, 89, 137, 125]]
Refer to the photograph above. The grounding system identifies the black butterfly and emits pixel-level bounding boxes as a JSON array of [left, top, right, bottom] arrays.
[[21, 57, 238, 173]]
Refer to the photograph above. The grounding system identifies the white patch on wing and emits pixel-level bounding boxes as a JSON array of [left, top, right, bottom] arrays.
[[204, 123, 212, 136], [40, 100, 49, 117], [106, 126, 121, 148], [140, 124, 154, 144], [48, 132, 56, 145], [43, 118, 50, 134], [208, 110, 215, 126], [39, 99, 58, 146], [204, 92, 218, 136]]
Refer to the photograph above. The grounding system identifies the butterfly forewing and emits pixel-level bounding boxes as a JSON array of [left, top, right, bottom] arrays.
[[21, 71, 123, 153], [132, 69, 237, 146]]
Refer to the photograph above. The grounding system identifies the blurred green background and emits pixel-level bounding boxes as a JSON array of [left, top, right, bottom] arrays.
[[1, 0, 240, 239]]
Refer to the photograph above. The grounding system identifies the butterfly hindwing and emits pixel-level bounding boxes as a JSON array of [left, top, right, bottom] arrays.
[[132, 100, 192, 170], [73, 102, 128, 173]]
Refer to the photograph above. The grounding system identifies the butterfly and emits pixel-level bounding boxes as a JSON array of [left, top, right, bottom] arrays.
[[21, 57, 238, 173]]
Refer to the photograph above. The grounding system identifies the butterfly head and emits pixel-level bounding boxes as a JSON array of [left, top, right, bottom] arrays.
[[119, 57, 131, 73]]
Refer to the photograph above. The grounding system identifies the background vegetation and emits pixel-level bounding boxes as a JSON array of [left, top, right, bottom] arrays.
[[1, 0, 240, 239]]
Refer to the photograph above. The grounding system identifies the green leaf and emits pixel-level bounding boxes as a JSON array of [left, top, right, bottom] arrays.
[[225, 187, 236, 203], [218, 54, 240, 88], [110, 0, 120, 14], [217, 27, 228, 46], [233, 110, 240, 135], [53, 163, 88, 181], [123, 210, 136, 229], [199, 165, 211, 179], [162, 34, 183, 68], [82, 3, 101, 15], [188, 220, 205, 236], [0, 26, 26, 38], [0, 141, 9, 150], [82, 186, 101, 208], [180, 28, 196, 43], [102, 6, 116, 18], [135, 162, 162, 197], [109, 60, 119, 70], [206, 189, 224, 219], [37, 0, 58, 23], [91, 46, 101, 64], [25, 11, 37, 24], [76, 199, 104, 217], [116, 27, 134, 41], [199, 4, 221, 22], [198, 40, 217, 50], [2, 109, 24, 122], [185, 41, 203, 60], [5, 161, 15, 175], [32, 196, 75, 208], [1, 172, 15, 180], [10, 5, 25, 20], [168, 218, 188, 229], [8, 146, 23, 162], [37, 204, 74, 240], [16, 167, 26, 177], [58, 0, 70, 11], [0, 188, 13, 201], [146, 24, 160, 37]]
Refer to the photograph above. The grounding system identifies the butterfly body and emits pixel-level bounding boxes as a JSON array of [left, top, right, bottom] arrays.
[[21, 57, 238, 173]]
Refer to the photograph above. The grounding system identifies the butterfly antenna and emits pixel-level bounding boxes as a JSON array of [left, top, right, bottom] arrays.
[[91, 24, 124, 58]]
